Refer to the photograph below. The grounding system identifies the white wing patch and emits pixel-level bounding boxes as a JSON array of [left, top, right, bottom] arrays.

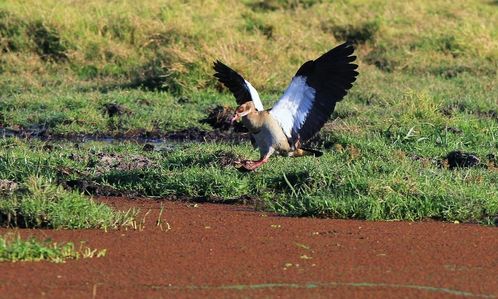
[[245, 80, 264, 111], [269, 76, 316, 139]]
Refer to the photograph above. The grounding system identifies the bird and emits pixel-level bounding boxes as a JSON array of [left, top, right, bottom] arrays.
[[213, 42, 358, 171]]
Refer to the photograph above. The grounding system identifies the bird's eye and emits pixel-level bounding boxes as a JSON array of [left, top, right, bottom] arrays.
[[237, 107, 244, 113]]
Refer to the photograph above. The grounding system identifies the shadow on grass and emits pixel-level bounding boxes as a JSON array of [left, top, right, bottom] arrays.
[[247, 0, 322, 11], [324, 20, 381, 45]]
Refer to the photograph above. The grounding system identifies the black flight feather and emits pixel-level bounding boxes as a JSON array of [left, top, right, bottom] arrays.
[[213, 61, 253, 106], [296, 42, 358, 142]]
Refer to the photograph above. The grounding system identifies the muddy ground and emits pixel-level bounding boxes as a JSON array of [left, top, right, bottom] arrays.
[[0, 197, 497, 298]]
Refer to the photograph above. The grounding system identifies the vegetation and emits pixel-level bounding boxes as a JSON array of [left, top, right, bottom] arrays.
[[0, 176, 137, 229], [0, 233, 106, 262], [0, 139, 496, 224], [0, 0, 496, 223]]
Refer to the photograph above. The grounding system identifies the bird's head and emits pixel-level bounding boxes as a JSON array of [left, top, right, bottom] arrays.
[[231, 101, 256, 124]]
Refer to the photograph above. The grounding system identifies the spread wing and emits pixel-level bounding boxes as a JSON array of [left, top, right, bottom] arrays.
[[213, 61, 264, 111], [269, 42, 358, 142]]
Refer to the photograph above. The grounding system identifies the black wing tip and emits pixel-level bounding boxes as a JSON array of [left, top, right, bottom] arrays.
[[213, 60, 227, 72], [338, 40, 354, 48]]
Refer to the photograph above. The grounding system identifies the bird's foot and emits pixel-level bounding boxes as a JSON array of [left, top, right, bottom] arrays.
[[234, 158, 268, 172], [234, 159, 255, 172]]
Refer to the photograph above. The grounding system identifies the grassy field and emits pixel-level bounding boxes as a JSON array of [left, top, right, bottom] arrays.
[[0, 0, 497, 224], [0, 138, 496, 224]]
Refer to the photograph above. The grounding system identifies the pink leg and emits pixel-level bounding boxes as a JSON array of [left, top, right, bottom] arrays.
[[237, 154, 271, 171]]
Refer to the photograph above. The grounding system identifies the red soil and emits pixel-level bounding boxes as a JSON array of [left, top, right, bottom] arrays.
[[1, 197, 497, 298]]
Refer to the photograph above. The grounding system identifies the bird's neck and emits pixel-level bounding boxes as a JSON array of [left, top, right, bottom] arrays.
[[242, 111, 267, 133]]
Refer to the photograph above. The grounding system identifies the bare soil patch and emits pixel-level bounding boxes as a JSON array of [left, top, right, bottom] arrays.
[[0, 197, 497, 298]]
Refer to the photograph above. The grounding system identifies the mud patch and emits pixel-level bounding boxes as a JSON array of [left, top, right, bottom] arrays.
[[61, 152, 157, 196], [142, 143, 155, 152], [214, 150, 243, 168], [442, 151, 481, 169], [0, 127, 249, 144], [439, 103, 498, 121], [201, 105, 247, 132], [476, 110, 498, 121], [486, 154, 498, 170], [412, 154, 438, 168], [63, 179, 125, 197], [165, 128, 249, 143], [0, 179, 18, 193], [87, 153, 156, 175]]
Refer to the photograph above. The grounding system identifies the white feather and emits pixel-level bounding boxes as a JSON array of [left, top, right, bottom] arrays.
[[245, 80, 264, 111], [269, 76, 316, 139]]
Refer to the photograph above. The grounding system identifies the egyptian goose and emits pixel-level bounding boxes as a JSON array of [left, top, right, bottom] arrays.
[[213, 42, 358, 171]]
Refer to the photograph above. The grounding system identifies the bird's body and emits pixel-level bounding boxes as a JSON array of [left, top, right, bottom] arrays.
[[243, 109, 290, 156], [213, 42, 358, 171]]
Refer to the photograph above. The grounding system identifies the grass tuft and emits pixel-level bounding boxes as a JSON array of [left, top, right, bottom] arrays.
[[0, 176, 137, 229], [28, 20, 68, 62], [0, 233, 106, 263]]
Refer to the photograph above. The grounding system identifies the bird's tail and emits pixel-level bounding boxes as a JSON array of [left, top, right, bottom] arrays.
[[291, 147, 323, 157]]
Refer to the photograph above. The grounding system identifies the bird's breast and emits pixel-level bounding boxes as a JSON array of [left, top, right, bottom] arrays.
[[252, 114, 291, 153]]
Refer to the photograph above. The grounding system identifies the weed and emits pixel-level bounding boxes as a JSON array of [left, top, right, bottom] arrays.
[[156, 203, 169, 231]]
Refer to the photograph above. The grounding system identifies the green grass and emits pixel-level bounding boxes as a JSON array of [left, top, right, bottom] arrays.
[[0, 175, 137, 229], [0, 233, 106, 262], [0, 138, 496, 224], [0, 0, 496, 93], [0, 0, 496, 223]]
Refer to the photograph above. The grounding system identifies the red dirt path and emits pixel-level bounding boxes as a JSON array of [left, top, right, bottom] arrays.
[[0, 197, 497, 298]]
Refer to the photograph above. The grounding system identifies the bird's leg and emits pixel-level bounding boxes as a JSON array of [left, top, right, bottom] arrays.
[[235, 153, 271, 171], [242, 155, 270, 171]]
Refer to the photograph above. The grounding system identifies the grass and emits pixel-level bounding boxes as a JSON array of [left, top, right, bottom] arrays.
[[0, 138, 496, 224], [0, 0, 495, 93], [0, 233, 106, 262], [0, 175, 137, 229], [0, 0, 496, 223]]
